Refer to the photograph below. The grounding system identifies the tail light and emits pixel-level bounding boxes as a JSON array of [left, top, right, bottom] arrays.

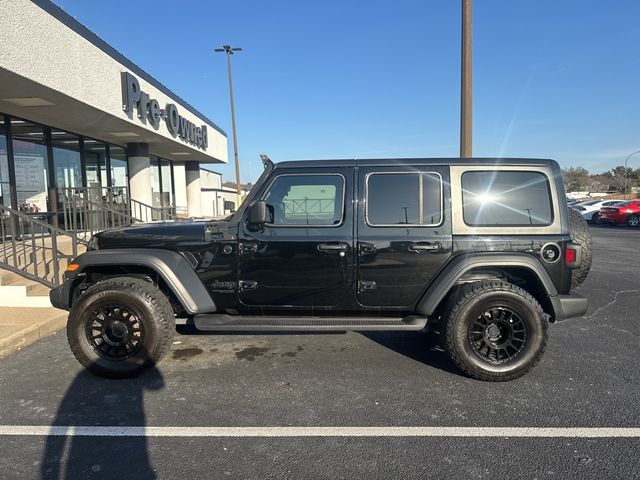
[[565, 244, 581, 268]]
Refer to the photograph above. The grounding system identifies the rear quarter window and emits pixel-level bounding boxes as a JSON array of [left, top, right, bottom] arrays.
[[461, 171, 553, 227]]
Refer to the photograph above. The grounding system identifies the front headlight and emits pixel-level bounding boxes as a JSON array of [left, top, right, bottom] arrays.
[[87, 235, 100, 251]]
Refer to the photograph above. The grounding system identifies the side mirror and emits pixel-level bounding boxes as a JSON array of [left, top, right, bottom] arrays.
[[247, 201, 269, 228]]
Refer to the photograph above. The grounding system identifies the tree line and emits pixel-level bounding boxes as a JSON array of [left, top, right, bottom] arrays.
[[562, 166, 640, 193]]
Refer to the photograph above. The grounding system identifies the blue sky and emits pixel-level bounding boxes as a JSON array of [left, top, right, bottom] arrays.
[[54, 0, 640, 183]]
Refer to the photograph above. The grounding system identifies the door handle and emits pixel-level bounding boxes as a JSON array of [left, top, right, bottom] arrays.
[[317, 242, 348, 253], [408, 242, 441, 253], [358, 242, 377, 256]]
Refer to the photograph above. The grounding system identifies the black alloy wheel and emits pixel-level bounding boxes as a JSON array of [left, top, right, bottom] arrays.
[[468, 307, 527, 364], [67, 277, 175, 378], [443, 280, 548, 381], [85, 304, 145, 360]]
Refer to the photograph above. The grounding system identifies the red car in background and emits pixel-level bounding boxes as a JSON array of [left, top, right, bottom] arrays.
[[599, 200, 640, 226]]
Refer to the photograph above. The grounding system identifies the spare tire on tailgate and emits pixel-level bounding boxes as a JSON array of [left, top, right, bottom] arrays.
[[568, 207, 592, 288]]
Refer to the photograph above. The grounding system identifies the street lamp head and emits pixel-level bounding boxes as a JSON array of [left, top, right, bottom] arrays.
[[215, 45, 242, 55]]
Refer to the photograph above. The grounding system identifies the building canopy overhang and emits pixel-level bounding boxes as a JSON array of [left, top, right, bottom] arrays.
[[0, 0, 228, 165]]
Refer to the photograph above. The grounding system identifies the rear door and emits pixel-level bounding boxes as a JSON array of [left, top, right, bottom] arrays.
[[356, 165, 452, 308]]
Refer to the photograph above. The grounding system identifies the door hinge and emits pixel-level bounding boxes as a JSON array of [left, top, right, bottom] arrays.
[[239, 280, 258, 292], [239, 243, 258, 254], [358, 280, 377, 292]]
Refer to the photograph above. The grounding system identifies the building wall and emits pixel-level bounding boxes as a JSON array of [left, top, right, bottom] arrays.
[[0, 0, 227, 163]]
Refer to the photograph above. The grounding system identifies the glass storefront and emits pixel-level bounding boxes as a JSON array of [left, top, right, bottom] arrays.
[[150, 157, 175, 211], [1, 113, 177, 220], [109, 145, 128, 188], [0, 121, 8, 207], [84, 139, 106, 188], [10, 120, 49, 213], [51, 129, 82, 201]]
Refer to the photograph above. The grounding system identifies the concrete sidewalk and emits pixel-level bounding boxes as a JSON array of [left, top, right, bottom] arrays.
[[0, 307, 68, 358]]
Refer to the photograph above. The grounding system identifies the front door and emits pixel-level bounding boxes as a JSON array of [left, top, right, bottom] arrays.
[[356, 165, 452, 308], [237, 167, 354, 311]]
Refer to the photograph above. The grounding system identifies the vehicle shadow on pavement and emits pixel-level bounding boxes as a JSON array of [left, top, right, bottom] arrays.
[[361, 330, 460, 376], [40, 366, 164, 480]]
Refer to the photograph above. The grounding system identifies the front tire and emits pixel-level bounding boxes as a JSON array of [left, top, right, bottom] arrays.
[[67, 277, 175, 378], [627, 215, 639, 227], [443, 281, 548, 382]]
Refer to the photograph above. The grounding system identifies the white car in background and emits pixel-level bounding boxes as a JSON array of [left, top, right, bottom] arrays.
[[572, 199, 626, 223]]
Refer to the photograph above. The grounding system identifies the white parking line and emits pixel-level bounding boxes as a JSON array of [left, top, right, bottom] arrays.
[[0, 426, 639, 438]]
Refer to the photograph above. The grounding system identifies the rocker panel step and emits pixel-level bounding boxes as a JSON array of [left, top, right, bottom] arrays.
[[193, 314, 428, 332]]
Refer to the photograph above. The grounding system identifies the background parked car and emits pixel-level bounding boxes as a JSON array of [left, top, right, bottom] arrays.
[[599, 200, 640, 226], [572, 199, 626, 223]]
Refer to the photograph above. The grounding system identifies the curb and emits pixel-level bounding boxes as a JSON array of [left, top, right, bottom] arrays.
[[0, 311, 68, 359]]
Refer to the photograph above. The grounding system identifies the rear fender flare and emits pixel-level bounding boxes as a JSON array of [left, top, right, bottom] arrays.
[[416, 253, 558, 316]]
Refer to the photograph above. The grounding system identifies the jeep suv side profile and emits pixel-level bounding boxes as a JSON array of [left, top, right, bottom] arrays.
[[51, 158, 591, 381]]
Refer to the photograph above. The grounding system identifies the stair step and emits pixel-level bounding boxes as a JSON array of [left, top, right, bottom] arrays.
[[193, 315, 428, 332]]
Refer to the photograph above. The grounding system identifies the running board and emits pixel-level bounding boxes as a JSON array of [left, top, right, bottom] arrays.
[[192, 314, 428, 332]]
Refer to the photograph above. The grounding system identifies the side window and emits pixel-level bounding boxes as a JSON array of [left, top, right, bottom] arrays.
[[262, 174, 344, 226], [461, 171, 553, 226], [366, 172, 442, 226]]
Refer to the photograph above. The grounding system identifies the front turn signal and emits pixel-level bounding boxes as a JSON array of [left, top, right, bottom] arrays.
[[66, 263, 80, 272]]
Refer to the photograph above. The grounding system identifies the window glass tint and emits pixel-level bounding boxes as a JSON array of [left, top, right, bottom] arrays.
[[367, 173, 442, 226], [263, 174, 343, 226], [462, 171, 552, 226]]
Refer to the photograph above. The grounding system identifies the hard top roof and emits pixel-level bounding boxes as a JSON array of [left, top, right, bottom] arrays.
[[274, 157, 557, 169]]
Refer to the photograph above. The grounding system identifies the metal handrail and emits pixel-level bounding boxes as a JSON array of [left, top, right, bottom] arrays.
[[61, 189, 137, 243], [0, 204, 81, 288], [130, 198, 177, 222]]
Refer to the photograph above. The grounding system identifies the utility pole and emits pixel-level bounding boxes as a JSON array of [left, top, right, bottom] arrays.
[[215, 44, 243, 207], [460, 0, 473, 158]]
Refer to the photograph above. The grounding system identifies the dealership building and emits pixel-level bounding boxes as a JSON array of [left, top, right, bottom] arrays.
[[0, 0, 229, 222]]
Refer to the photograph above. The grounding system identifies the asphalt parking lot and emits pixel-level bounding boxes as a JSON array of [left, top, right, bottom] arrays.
[[0, 225, 639, 479]]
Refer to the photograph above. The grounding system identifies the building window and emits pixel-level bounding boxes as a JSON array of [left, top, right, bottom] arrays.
[[0, 120, 9, 208], [83, 138, 107, 188], [151, 157, 174, 211], [160, 159, 173, 209], [461, 171, 553, 226], [10, 120, 49, 213], [51, 130, 82, 202], [108, 145, 128, 188]]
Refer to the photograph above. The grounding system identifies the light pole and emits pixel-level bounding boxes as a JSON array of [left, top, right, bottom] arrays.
[[460, 0, 472, 158], [623, 150, 640, 199], [215, 44, 243, 207]]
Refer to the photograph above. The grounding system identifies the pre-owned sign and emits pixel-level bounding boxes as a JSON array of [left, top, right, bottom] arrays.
[[121, 72, 208, 150]]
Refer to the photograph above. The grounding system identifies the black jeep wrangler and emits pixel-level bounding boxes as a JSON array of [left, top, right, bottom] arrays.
[[51, 157, 591, 381]]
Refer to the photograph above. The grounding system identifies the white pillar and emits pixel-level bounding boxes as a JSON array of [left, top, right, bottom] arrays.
[[127, 143, 152, 221], [185, 161, 202, 218]]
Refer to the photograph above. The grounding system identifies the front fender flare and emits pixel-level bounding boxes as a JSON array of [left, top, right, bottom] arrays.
[[65, 249, 216, 315], [416, 253, 558, 316]]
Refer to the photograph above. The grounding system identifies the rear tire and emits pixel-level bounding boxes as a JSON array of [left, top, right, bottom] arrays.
[[590, 212, 600, 224], [67, 277, 175, 378], [443, 280, 548, 382], [568, 207, 592, 288]]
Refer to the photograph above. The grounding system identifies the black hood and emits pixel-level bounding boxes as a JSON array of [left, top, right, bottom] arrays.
[[94, 220, 218, 248]]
